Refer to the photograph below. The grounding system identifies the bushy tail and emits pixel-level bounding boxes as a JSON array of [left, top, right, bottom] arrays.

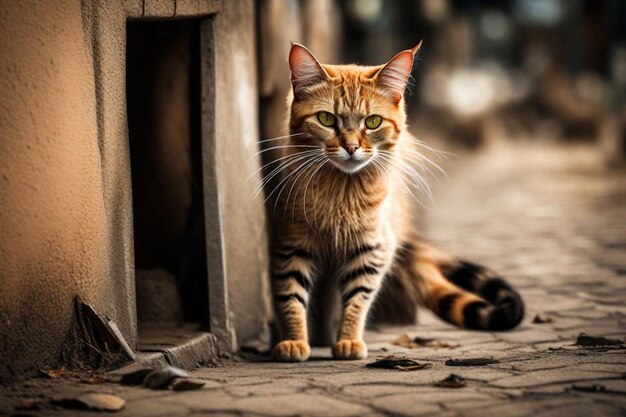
[[432, 259, 525, 330], [375, 242, 524, 331]]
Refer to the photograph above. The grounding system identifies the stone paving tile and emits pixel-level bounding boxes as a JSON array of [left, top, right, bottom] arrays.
[[1, 144, 625, 416]]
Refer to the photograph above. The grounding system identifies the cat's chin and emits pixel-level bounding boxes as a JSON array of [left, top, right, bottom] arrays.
[[330, 158, 370, 174]]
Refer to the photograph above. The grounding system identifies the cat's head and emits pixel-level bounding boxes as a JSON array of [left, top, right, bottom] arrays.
[[288, 43, 420, 174]]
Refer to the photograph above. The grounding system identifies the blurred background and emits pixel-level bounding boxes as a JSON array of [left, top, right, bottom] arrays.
[[258, 0, 626, 164]]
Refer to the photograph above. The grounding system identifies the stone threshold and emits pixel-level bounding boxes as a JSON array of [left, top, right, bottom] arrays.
[[112, 323, 220, 375]]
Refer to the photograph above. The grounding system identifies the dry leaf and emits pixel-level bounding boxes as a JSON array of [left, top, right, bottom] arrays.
[[40, 367, 65, 379], [445, 357, 499, 366], [53, 393, 125, 412], [366, 355, 431, 371]]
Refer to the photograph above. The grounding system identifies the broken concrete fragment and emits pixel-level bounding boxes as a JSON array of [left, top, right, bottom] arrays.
[[445, 357, 500, 366], [52, 393, 125, 412], [58, 297, 134, 373], [434, 374, 467, 388]]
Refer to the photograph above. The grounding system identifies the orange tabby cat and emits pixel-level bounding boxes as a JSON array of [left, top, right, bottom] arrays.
[[268, 43, 523, 362]]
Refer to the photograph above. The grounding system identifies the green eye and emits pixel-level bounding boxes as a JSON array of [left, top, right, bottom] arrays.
[[365, 115, 382, 129], [317, 111, 336, 127]]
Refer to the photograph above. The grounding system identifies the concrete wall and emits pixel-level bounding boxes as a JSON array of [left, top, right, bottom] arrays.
[[0, 0, 120, 381], [0, 0, 271, 381]]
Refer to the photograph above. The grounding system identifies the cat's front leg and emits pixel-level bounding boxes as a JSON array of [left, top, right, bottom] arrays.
[[271, 243, 316, 362], [334, 239, 393, 360]]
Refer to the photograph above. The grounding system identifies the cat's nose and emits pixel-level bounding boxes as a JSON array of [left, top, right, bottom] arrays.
[[343, 144, 359, 155]]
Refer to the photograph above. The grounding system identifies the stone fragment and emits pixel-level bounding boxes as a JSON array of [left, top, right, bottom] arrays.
[[171, 378, 206, 391], [532, 313, 553, 324], [143, 366, 189, 389], [434, 374, 466, 388], [575, 333, 624, 347]]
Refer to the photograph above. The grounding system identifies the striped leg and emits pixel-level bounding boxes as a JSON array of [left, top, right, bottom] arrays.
[[271, 245, 315, 362], [334, 241, 390, 360]]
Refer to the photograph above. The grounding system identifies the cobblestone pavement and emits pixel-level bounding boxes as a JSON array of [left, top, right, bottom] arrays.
[[2, 143, 625, 416]]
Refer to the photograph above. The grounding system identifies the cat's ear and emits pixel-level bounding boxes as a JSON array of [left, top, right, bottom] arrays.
[[375, 41, 422, 104], [289, 43, 329, 100]]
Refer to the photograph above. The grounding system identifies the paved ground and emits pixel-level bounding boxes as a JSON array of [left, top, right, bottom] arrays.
[[2, 142, 625, 416]]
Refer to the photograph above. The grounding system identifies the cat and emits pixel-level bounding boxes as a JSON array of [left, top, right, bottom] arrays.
[[268, 42, 524, 362]]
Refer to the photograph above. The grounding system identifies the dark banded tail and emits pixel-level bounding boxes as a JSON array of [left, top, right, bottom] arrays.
[[429, 259, 524, 331]]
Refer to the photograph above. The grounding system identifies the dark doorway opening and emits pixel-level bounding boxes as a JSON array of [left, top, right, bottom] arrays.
[[126, 20, 209, 343]]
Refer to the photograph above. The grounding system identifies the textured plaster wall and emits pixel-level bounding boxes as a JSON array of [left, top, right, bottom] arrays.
[[0, 0, 118, 380], [0, 0, 272, 380]]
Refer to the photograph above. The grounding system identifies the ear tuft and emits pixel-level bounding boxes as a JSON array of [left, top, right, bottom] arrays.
[[375, 50, 415, 104], [289, 44, 328, 99]]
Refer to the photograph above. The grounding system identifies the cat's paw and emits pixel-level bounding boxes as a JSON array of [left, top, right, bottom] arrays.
[[272, 340, 311, 362], [332, 339, 367, 360]]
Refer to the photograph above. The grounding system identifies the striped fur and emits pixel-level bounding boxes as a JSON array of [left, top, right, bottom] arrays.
[[269, 44, 524, 362]]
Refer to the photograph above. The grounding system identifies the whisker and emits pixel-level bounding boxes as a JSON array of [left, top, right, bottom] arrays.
[[282, 155, 325, 216], [252, 152, 318, 199], [275, 155, 325, 213], [380, 149, 446, 178], [246, 149, 319, 182], [411, 138, 457, 159], [251, 144, 319, 158], [302, 159, 329, 228], [375, 153, 432, 207], [254, 132, 304, 146], [264, 157, 317, 205]]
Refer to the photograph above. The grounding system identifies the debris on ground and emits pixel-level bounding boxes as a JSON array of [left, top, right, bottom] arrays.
[[532, 313, 554, 324], [15, 398, 47, 411], [569, 384, 606, 393], [434, 374, 467, 388], [39, 367, 109, 384], [58, 297, 134, 373], [171, 378, 207, 391], [445, 357, 500, 366], [39, 368, 65, 379], [118, 368, 152, 386], [143, 367, 189, 389], [117, 366, 205, 390], [391, 334, 457, 349], [52, 393, 125, 412], [575, 333, 624, 347], [365, 356, 432, 371]]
